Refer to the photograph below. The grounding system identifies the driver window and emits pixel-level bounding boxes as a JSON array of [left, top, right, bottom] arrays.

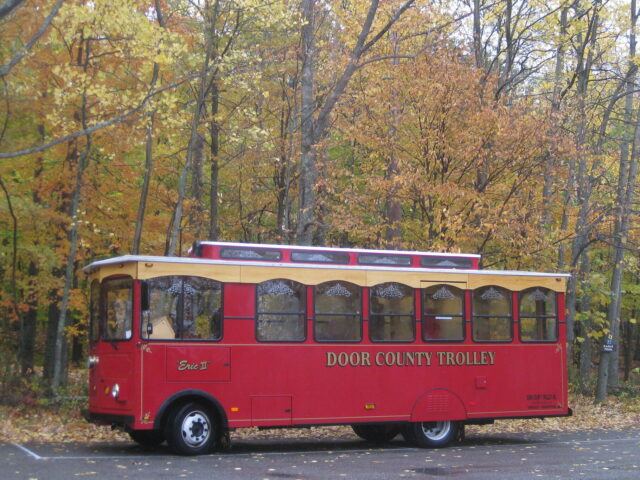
[[143, 276, 222, 341]]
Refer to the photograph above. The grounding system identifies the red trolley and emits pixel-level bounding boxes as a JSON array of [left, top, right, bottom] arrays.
[[84, 242, 570, 455]]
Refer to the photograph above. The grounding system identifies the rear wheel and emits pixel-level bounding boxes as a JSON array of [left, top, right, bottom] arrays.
[[351, 424, 401, 443], [403, 420, 460, 448], [165, 402, 216, 456], [129, 429, 164, 448]]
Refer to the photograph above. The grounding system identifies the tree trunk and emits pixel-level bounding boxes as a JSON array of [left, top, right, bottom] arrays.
[[20, 261, 38, 376], [43, 297, 61, 383], [209, 79, 220, 241], [577, 251, 592, 389], [52, 38, 92, 395], [473, 0, 484, 70], [167, 6, 212, 254], [51, 141, 90, 394], [132, 1, 166, 254], [565, 4, 600, 367], [295, 0, 416, 245], [133, 114, 155, 254], [541, 7, 568, 229], [385, 31, 402, 246], [296, 0, 317, 245], [595, 0, 637, 402]]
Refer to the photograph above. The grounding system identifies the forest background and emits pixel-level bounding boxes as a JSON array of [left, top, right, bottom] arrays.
[[1, 0, 640, 409]]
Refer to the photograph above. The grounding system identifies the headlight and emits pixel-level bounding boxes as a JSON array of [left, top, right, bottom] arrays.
[[111, 383, 120, 399], [88, 355, 99, 368]]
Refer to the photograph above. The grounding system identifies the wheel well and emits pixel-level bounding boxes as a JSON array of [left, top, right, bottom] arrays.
[[154, 390, 228, 436]]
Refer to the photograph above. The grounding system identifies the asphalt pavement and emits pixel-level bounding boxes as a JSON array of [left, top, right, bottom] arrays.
[[3, 428, 640, 479]]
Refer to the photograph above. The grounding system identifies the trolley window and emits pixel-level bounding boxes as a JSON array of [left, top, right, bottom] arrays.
[[369, 282, 415, 342], [472, 286, 512, 342], [103, 277, 133, 341], [291, 251, 350, 264], [358, 254, 412, 266], [142, 276, 222, 341], [315, 281, 361, 341], [423, 285, 464, 341], [256, 279, 306, 342], [220, 247, 281, 261], [519, 287, 557, 342], [420, 257, 473, 269]]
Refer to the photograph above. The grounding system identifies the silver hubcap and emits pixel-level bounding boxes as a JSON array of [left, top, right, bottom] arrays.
[[181, 410, 210, 447], [420, 421, 451, 441]]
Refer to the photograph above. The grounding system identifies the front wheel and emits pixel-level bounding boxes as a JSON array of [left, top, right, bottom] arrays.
[[403, 420, 461, 448], [165, 402, 216, 455]]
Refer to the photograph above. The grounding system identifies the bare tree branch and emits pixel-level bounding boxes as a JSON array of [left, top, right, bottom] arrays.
[[0, 0, 24, 20], [0, 0, 65, 78], [0, 77, 192, 159]]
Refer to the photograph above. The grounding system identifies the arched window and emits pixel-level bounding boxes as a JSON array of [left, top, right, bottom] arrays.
[[369, 283, 414, 342], [143, 276, 222, 341], [520, 287, 557, 342], [314, 281, 361, 342], [472, 286, 512, 342], [423, 285, 464, 341], [256, 279, 306, 342]]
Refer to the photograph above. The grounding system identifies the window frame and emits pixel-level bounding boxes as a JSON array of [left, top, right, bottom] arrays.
[[471, 285, 513, 343], [255, 279, 307, 343], [313, 281, 362, 343], [219, 247, 282, 261], [142, 275, 224, 342], [420, 257, 474, 269], [422, 284, 466, 343], [368, 282, 416, 343], [101, 276, 134, 342], [290, 251, 351, 265], [90, 279, 101, 344], [518, 287, 558, 343], [357, 253, 412, 267]]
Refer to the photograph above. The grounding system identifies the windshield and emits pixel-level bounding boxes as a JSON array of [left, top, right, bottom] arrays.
[[102, 277, 133, 341]]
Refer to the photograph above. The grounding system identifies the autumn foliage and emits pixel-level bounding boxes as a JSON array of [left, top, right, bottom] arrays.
[[0, 0, 639, 402]]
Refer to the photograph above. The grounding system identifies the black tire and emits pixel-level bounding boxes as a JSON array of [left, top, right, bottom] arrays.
[[351, 423, 401, 443], [404, 420, 460, 448], [165, 402, 216, 456], [129, 429, 165, 448]]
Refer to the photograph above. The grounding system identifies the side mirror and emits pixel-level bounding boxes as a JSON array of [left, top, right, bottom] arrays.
[[143, 310, 152, 337]]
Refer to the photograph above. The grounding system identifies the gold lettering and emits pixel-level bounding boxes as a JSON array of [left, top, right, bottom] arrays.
[[383, 352, 393, 366], [327, 352, 337, 367], [177, 360, 210, 371], [405, 352, 415, 366], [362, 351, 371, 366], [324, 350, 494, 368], [487, 351, 496, 365], [337, 352, 348, 366], [446, 351, 455, 366], [423, 352, 432, 366]]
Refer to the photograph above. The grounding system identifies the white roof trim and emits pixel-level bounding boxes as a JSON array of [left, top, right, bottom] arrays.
[[83, 255, 569, 278]]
